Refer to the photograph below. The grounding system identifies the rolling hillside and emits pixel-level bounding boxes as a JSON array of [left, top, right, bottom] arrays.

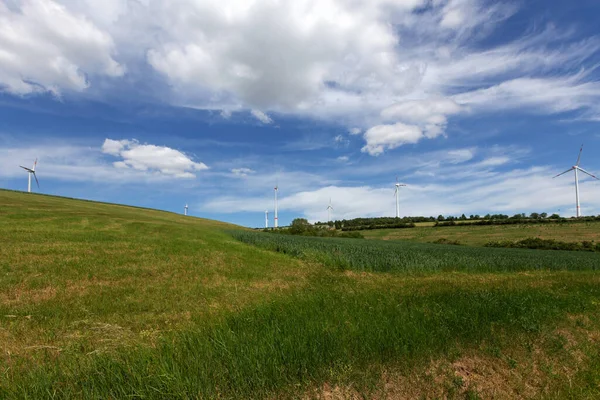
[[1, 189, 600, 399]]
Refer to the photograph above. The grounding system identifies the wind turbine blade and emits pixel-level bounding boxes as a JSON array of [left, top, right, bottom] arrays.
[[20, 166, 34, 172], [576, 144, 583, 166], [33, 172, 39, 188], [577, 167, 599, 180], [553, 168, 573, 178]]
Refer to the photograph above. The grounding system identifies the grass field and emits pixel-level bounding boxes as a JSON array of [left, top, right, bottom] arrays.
[[1, 189, 600, 398], [363, 221, 600, 246], [231, 230, 600, 273]]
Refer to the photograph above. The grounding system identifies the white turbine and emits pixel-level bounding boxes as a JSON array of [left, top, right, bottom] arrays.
[[184, 204, 188, 216], [394, 177, 406, 218], [274, 185, 279, 228], [327, 198, 333, 222], [265, 210, 269, 228], [553, 145, 598, 217], [20, 159, 39, 193]]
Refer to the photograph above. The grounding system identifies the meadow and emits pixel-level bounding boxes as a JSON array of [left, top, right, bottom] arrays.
[[1, 189, 600, 399], [362, 220, 600, 246]]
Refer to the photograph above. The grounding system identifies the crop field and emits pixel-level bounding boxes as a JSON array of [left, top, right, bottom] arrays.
[[231, 230, 600, 273], [363, 221, 600, 246], [1, 189, 600, 399]]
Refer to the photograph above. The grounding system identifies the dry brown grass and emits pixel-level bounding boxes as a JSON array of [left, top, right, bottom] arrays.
[[304, 309, 600, 400]]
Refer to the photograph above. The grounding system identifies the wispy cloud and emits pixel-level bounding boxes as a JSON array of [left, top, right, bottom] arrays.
[[202, 166, 600, 222]]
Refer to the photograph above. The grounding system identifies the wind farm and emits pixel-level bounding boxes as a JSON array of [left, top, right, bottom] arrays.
[[2, 0, 600, 397]]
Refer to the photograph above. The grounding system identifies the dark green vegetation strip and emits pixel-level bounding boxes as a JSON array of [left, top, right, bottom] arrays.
[[231, 230, 600, 273], [4, 273, 600, 399]]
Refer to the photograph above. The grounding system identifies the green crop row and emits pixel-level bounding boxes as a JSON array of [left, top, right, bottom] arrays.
[[230, 231, 600, 273]]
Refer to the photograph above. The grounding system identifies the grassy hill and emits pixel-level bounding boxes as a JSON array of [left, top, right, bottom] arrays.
[[1, 189, 600, 399]]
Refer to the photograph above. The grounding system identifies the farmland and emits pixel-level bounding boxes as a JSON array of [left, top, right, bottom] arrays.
[[231, 230, 600, 273], [1, 189, 600, 399], [362, 220, 600, 246]]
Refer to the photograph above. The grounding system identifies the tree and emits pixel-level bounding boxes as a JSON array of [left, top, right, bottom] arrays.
[[540, 212, 548, 219], [437, 215, 445, 221], [289, 218, 312, 234], [529, 212, 540, 219]]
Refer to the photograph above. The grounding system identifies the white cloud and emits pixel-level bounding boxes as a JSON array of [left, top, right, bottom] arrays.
[[380, 97, 464, 139], [0, 0, 124, 95], [101, 139, 208, 178], [446, 148, 475, 164], [361, 123, 423, 156], [478, 156, 511, 167], [250, 110, 273, 124], [202, 167, 600, 222], [2, 0, 600, 156], [337, 156, 349, 163], [0, 142, 203, 186], [454, 76, 600, 118], [231, 167, 255, 177]]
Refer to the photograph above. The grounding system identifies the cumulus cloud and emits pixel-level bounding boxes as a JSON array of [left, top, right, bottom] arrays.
[[380, 97, 464, 139], [231, 168, 255, 177], [250, 110, 273, 124], [0, 0, 124, 95], [101, 139, 208, 178], [361, 123, 423, 156], [2, 0, 600, 154]]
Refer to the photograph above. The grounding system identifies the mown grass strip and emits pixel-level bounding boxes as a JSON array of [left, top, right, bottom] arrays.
[[230, 230, 600, 273]]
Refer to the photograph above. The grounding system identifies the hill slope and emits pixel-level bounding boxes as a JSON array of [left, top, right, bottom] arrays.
[[1, 189, 600, 399]]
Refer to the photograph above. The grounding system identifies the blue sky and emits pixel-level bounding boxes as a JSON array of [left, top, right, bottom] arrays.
[[1, 0, 600, 227]]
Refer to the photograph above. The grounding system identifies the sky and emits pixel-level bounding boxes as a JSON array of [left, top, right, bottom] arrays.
[[1, 0, 600, 227]]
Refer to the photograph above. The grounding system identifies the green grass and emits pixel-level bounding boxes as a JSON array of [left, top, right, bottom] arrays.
[[2, 189, 600, 399], [231, 230, 600, 273], [362, 220, 600, 246]]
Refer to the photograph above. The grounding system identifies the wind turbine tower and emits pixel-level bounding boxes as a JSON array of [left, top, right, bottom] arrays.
[[20, 159, 39, 193], [265, 210, 269, 228], [327, 198, 333, 222], [274, 185, 279, 228], [184, 204, 188, 216], [394, 177, 407, 218], [553, 145, 598, 217]]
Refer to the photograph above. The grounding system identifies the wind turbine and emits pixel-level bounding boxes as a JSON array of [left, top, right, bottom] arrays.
[[20, 159, 39, 193], [327, 198, 333, 222], [394, 177, 406, 218], [553, 144, 598, 217], [184, 204, 188, 216], [265, 210, 269, 228], [274, 185, 279, 228]]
